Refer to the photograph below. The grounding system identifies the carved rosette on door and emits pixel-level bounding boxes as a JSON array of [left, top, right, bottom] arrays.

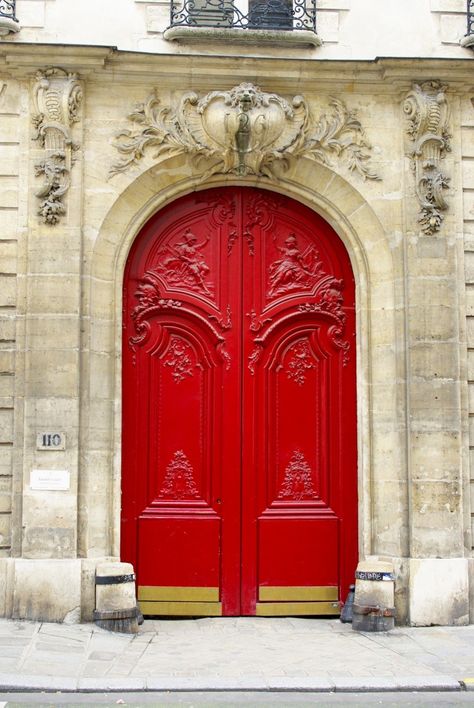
[[122, 187, 357, 618]]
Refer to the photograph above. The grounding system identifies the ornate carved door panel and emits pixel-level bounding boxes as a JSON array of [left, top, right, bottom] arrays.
[[122, 187, 357, 617]]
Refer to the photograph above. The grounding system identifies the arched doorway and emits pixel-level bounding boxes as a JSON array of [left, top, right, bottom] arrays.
[[121, 186, 358, 617]]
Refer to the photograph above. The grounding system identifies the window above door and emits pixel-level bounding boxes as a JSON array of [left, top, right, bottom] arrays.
[[164, 0, 322, 47]]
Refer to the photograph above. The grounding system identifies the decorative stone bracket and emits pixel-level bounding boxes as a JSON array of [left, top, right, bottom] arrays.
[[403, 81, 451, 235], [111, 82, 380, 183], [32, 67, 83, 225]]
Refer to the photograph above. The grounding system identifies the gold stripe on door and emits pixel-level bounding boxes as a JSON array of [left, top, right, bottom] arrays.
[[138, 586, 219, 602], [259, 586, 338, 602], [256, 601, 340, 616]]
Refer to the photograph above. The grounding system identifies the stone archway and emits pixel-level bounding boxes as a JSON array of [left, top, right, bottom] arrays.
[[80, 154, 403, 616]]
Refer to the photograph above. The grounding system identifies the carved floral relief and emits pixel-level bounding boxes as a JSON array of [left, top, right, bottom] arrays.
[[158, 450, 200, 500], [32, 67, 83, 225], [111, 83, 380, 183], [277, 449, 317, 501], [164, 337, 195, 383], [285, 339, 316, 386], [403, 81, 451, 235]]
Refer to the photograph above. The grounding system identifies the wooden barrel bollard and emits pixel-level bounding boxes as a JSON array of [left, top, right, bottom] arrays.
[[352, 560, 395, 632], [93, 562, 140, 634]]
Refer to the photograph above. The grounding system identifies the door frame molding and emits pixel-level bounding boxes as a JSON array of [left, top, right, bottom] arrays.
[[80, 156, 405, 597]]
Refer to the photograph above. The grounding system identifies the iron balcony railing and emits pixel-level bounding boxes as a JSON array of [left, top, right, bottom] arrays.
[[468, 0, 474, 36], [169, 0, 316, 33], [0, 0, 17, 21]]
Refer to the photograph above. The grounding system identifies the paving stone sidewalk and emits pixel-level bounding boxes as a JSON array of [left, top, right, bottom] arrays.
[[0, 617, 473, 693]]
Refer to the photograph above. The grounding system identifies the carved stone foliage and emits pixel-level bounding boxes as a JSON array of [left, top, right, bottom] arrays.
[[156, 228, 214, 296], [277, 449, 317, 501], [164, 337, 195, 383], [111, 83, 380, 182], [32, 67, 83, 225], [129, 270, 182, 356], [403, 81, 451, 235], [268, 233, 325, 298], [285, 339, 316, 386], [158, 450, 200, 500]]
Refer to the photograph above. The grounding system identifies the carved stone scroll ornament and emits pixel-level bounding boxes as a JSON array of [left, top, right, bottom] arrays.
[[111, 83, 380, 182], [32, 67, 83, 225], [403, 81, 451, 235]]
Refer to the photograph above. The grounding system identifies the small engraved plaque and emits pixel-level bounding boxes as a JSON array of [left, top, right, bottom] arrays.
[[36, 432, 66, 451], [30, 469, 70, 491]]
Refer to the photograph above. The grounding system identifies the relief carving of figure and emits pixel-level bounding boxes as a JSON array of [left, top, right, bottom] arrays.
[[157, 228, 214, 296], [268, 233, 325, 298]]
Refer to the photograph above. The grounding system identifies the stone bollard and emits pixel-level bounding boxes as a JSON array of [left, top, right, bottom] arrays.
[[352, 560, 395, 632], [93, 562, 140, 634]]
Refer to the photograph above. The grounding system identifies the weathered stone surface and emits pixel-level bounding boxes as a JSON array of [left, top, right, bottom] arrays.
[[409, 559, 469, 626], [95, 562, 136, 612], [12, 560, 81, 623]]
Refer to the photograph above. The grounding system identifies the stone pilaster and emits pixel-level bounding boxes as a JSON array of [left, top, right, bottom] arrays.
[[19, 67, 84, 560], [403, 84, 469, 624]]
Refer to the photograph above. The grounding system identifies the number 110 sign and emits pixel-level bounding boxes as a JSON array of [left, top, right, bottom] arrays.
[[36, 432, 66, 451]]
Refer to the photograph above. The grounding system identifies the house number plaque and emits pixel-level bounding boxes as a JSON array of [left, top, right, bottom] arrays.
[[36, 432, 66, 451]]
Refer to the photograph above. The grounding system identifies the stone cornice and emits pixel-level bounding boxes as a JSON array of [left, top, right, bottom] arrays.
[[0, 44, 473, 91]]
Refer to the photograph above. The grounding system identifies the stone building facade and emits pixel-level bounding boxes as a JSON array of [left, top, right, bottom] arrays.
[[0, 0, 474, 625]]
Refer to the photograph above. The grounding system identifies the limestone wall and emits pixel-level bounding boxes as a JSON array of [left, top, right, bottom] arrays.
[[0, 43, 472, 623], [1, 0, 471, 60], [461, 93, 474, 618], [0, 79, 25, 560]]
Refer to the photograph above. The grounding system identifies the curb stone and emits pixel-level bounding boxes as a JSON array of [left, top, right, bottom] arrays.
[[0, 674, 464, 693]]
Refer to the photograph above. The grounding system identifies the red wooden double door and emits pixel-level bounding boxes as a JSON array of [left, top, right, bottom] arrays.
[[121, 187, 357, 617]]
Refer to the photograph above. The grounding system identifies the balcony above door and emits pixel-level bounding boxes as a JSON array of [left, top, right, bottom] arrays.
[[164, 0, 322, 47]]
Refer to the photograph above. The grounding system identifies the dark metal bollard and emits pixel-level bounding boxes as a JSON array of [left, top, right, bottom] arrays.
[[340, 584, 355, 623]]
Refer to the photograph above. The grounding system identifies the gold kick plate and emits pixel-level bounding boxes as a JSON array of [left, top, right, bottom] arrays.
[[139, 601, 222, 616], [137, 586, 222, 616], [256, 601, 340, 616], [259, 586, 338, 602], [138, 586, 219, 602]]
